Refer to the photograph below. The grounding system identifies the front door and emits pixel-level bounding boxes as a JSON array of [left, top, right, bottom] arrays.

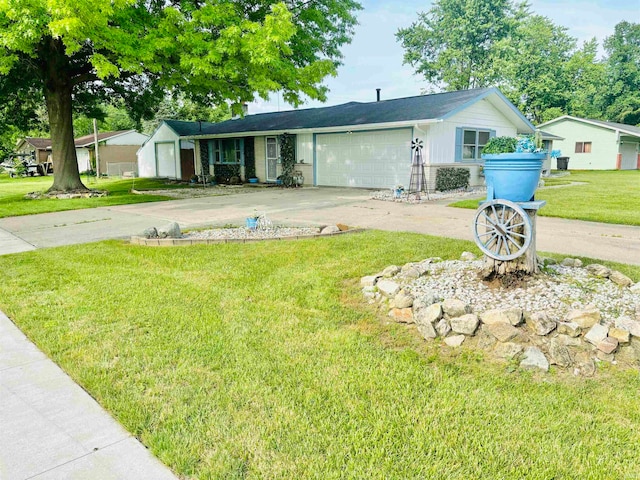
[[266, 136, 278, 181]]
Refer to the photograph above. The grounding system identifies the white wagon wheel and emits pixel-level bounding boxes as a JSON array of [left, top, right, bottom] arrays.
[[472, 200, 532, 261]]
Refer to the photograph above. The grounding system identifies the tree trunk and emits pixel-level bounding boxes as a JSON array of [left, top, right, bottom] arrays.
[[42, 38, 87, 192]]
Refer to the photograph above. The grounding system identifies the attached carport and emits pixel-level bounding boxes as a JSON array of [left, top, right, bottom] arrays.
[[315, 128, 413, 188]]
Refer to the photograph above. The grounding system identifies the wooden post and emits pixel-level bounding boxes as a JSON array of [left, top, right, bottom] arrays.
[[93, 118, 100, 177], [482, 201, 545, 278]]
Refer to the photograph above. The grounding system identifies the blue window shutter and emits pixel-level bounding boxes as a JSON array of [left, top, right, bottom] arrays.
[[454, 127, 463, 162], [240, 139, 245, 166], [490, 129, 496, 138], [208, 140, 214, 166]]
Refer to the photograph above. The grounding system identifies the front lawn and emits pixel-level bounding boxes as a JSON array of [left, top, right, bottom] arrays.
[[1, 232, 639, 478], [0, 174, 190, 218], [451, 170, 640, 226]]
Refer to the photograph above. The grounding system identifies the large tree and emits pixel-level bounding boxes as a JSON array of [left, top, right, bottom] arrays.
[[0, 0, 361, 191], [602, 21, 640, 125], [396, 0, 524, 91], [494, 14, 576, 123]]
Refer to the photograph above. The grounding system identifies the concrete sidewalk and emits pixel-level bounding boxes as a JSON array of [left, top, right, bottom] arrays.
[[0, 225, 35, 255], [0, 311, 178, 480]]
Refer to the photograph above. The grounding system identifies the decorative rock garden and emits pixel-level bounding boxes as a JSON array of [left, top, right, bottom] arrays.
[[132, 221, 358, 246], [362, 253, 640, 376]]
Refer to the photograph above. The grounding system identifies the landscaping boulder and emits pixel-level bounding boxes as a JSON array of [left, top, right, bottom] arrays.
[[574, 352, 596, 377], [615, 316, 640, 337], [414, 303, 442, 326], [565, 306, 601, 328], [586, 264, 611, 278], [609, 327, 630, 344], [393, 292, 414, 309], [142, 227, 158, 239], [479, 308, 522, 326], [450, 314, 479, 336], [520, 347, 549, 372], [445, 335, 466, 347], [389, 308, 413, 323], [527, 312, 556, 336], [486, 323, 520, 343], [548, 339, 573, 367], [597, 337, 619, 354], [442, 298, 468, 318], [320, 225, 340, 235], [460, 251, 476, 261], [435, 319, 451, 337], [417, 322, 437, 340], [493, 342, 523, 359], [557, 321, 581, 337], [584, 324, 609, 346], [610, 271, 633, 288], [377, 280, 400, 298], [382, 265, 401, 277], [157, 222, 181, 239], [360, 275, 379, 287]]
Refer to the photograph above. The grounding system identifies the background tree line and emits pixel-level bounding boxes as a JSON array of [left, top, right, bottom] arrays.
[[397, 0, 640, 125]]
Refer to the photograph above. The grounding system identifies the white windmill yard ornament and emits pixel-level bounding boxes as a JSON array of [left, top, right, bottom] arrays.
[[408, 138, 428, 200]]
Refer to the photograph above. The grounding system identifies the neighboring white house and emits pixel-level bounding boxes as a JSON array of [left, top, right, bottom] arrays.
[[75, 130, 149, 175], [538, 116, 640, 170], [139, 87, 538, 189], [137, 121, 196, 180]]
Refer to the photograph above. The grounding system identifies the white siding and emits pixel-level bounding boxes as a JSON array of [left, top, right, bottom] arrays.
[[105, 131, 149, 146], [137, 123, 181, 178], [76, 148, 91, 172], [620, 140, 639, 170], [427, 100, 517, 165]]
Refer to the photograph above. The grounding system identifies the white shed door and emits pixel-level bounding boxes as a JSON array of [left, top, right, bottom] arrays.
[[155, 142, 177, 178], [316, 129, 412, 188], [620, 142, 638, 170]]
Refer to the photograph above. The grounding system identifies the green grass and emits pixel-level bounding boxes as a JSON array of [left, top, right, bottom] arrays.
[[451, 170, 640, 226], [1, 232, 640, 479], [0, 174, 189, 218]]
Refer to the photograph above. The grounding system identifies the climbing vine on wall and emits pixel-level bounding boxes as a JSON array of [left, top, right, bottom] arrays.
[[278, 133, 296, 187]]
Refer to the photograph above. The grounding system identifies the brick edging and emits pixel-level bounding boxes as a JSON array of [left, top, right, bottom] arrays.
[[131, 228, 365, 246]]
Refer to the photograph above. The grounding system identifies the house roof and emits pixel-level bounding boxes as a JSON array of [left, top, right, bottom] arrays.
[[538, 115, 640, 139], [23, 137, 52, 149], [74, 130, 137, 147], [164, 87, 535, 137]]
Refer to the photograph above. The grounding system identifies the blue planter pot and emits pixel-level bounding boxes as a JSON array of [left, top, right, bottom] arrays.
[[482, 153, 545, 202], [246, 217, 258, 230]]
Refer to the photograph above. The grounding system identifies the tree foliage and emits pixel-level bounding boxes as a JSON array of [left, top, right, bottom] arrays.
[[602, 21, 640, 125], [397, 0, 640, 126], [397, 0, 523, 90], [0, 0, 361, 190]]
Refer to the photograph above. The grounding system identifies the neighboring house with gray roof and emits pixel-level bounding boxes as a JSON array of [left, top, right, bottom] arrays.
[[138, 87, 538, 189], [538, 116, 640, 170]]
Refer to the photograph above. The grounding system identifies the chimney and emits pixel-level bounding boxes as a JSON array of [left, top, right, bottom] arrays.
[[376, 88, 381, 102], [242, 103, 248, 116]]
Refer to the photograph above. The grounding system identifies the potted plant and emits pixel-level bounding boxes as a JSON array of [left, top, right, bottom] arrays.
[[246, 210, 259, 230], [481, 132, 546, 202]]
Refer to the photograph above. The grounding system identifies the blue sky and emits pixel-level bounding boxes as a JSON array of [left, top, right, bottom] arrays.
[[249, 0, 640, 114]]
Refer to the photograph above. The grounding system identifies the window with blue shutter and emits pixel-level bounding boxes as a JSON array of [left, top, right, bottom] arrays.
[[455, 127, 493, 161]]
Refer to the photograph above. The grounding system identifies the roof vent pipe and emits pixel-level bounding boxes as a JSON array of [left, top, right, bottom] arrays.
[[376, 88, 381, 102]]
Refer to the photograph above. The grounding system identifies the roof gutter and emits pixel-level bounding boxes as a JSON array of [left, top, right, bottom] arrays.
[[181, 118, 443, 140]]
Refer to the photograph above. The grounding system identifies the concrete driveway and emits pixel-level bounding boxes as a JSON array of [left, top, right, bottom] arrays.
[[0, 187, 639, 265]]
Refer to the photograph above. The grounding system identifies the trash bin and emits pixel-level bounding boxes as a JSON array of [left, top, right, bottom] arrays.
[[556, 156, 569, 170]]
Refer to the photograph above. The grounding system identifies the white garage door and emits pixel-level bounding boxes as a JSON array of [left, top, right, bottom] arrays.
[[155, 142, 177, 178], [316, 129, 412, 188]]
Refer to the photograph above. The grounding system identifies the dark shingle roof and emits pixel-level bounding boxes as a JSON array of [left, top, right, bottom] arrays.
[[165, 88, 493, 136], [24, 137, 52, 149]]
